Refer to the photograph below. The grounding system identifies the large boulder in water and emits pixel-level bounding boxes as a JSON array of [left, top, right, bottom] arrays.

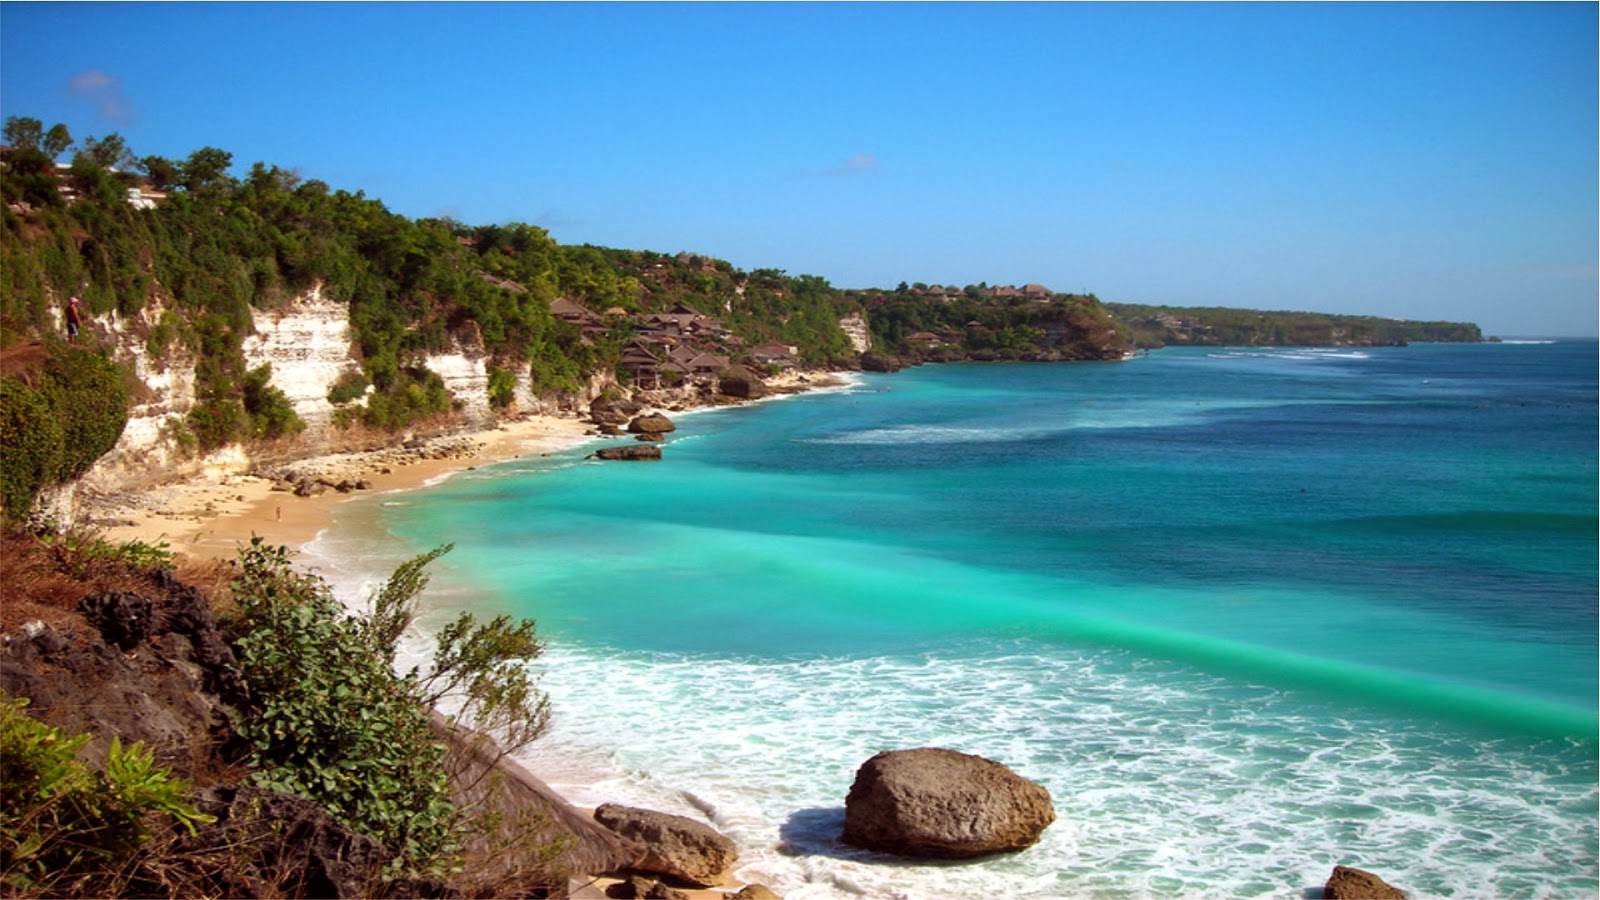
[[841, 747, 1054, 859], [592, 803, 737, 887], [628, 413, 676, 435], [1324, 865, 1405, 899], [589, 445, 662, 461]]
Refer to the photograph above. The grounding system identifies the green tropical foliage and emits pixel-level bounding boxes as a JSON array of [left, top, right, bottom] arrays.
[[0, 342, 127, 522], [228, 539, 459, 870], [859, 286, 1130, 361], [226, 538, 554, 874], [0, 694, 213, 894]]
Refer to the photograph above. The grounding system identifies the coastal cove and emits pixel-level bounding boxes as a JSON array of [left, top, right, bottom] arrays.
[[306, 342, 1598, 898]]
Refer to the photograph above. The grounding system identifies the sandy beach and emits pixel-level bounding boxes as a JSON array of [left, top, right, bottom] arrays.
[[84, 369, 850, 566], [88, 414, 596, 564]]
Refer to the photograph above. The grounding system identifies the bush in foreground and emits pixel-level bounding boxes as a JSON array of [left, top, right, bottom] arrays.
[[227, 538, 553, 875]]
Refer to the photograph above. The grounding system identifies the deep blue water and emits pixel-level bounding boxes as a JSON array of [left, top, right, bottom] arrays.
[[314, 341, 1597, 898]]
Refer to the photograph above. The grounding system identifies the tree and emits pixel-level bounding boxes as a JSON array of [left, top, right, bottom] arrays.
[[138, 155, 181, 191], [76, 133, 134, 171], [181, 146, 233, 193], [42, 123, 73, 161], [3, 116, 43, 152]]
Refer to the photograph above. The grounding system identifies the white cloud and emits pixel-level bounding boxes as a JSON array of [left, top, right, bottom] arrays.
[[823, 152, 879, 177], [66, 69, 133, 124]]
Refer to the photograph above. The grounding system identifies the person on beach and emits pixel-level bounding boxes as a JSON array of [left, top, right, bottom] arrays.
[[65, 296, 83, 342]]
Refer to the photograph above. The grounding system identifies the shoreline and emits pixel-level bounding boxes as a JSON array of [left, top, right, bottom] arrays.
[[85, 368, 856, 565], [88, 413, 598, 564]]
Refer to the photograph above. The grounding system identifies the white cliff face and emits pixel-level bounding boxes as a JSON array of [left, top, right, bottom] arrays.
[[71, 282, 600, 498], [79, 298, 202, 492], [425, 351, 491, 424], [839, 312, 873, 353], [241, 285, 356, 434], [79, 287, 355, 493]]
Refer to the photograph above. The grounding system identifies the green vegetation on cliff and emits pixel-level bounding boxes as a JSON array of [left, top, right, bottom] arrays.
[[858, 286, 1130, 362], [1, 694, 213, 895], [1, 529, 569, 895], [0, 341, 126, 522], [1106, 302, 1485, 347]]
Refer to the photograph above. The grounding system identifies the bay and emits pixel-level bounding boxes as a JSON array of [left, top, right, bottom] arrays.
[[309, 341, 1598, 898]]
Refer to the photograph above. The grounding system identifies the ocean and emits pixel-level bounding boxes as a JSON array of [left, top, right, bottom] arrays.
[[307, 341, 1598, 898]]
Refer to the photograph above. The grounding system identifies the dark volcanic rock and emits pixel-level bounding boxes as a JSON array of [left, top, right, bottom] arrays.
[[77, 591, 155, 651], [840, 747, 1055, 859], [1325, 865, 1405, 899], [591, 395, 643, 426], [151, 568, 244, 705], [859, 352, 904, 373], [589, 445, 662, 461], [593, 803, 737, 887], [605, 875, 687, 899]]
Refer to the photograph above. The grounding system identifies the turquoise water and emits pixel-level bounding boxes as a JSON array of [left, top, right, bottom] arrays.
[[312, 342, 1597, 897]]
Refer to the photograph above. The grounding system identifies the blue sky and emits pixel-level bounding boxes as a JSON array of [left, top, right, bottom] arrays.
[[3, 2, 1595, 336]]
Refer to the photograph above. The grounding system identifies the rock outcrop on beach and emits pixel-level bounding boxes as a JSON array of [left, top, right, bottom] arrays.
[[439, 721, 646, 884], [592, 802, 739, 887], [1324, 865, 1406, 899], [718, 366, 767, 400], [591, 395, 645, 427], [840, 747, 1055, 859]]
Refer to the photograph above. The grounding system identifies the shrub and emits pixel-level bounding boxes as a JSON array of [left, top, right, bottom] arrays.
[[144, 310, 179, 359], [240, 364, 304, 440], [42, 345, 128, 481], [359, 366, 451, 431], [227, 539, 555, 874], [0, 693, 213, 894], [327, 369, 369, 405], [487, 365, 516, 410], [0, 380, 63, 522], [228, 540, 459, 871], [186, 395, 247, 450]]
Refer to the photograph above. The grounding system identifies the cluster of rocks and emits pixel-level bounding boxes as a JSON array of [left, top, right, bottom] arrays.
[[570, 748, 1054, 898], [588, 395, 648, 436], [586, 400, 678, 462], [262, 435, 487, 494]]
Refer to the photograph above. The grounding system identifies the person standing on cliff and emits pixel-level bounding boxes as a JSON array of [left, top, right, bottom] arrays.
[[65, 296, 83, 342]]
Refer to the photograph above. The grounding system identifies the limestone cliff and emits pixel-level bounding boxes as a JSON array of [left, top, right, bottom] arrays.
[[69, 284, 604, 502], [240, 285, 356, 436], [839, 312, 872, 353]]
